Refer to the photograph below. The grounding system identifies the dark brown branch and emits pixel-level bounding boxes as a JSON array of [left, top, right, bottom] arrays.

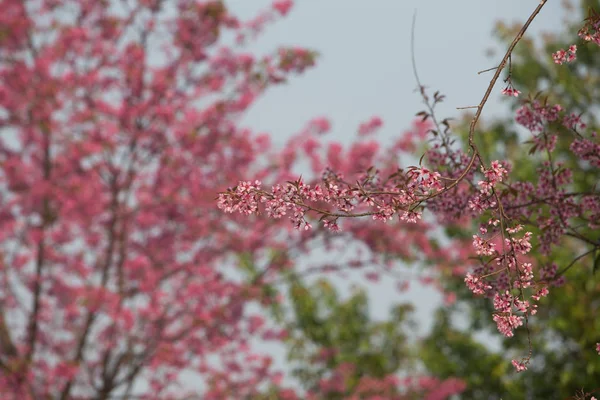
[[23, 117, 53, 378], [59, 178, 121, 400]]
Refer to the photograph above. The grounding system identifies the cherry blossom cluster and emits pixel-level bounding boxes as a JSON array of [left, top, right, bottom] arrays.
[[552, 44, 577, 64], [571, 133, 600, 168], [462, 162, 547, 372], [357, 116, 384, 136], [502, 73, 600, 363], [466, 223, 551, 373], [300, 361, 465, 400], [218, 165, 445, 232], [578, 9, 600, 45], [515, 101, 563, 132], [553, 9, 600, 65], [501, 83, 521, 97]]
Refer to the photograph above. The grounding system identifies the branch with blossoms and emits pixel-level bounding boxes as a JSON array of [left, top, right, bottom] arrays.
[[219, 0, 600, 373], [552, 8, 600, 64]]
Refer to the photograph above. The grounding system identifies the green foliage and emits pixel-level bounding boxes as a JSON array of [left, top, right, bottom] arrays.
[[421, 310, 514, 400], [421, 1, 600, 398], [283, 274, 416, 398]]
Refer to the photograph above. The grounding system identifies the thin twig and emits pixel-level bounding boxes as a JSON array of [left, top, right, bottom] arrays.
[[467, 0, 548, 147], [478, 66, 498, 74], [430, 0, 548, 199], [411, 10, 444, 137]]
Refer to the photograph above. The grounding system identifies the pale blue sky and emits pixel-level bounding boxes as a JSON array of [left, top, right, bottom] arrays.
[[228, 0, 566, 148]]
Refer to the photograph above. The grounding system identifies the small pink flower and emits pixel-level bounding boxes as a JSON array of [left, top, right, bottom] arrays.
[[358, 116, 383, 136], [444, 292, 457, 305], [501, 86, 521, 97], [596, 342, 600, 355], [563, 112, 586, 130], [493, 313, 523, 337], [532, 287, 549, 301], [323, 219, 340, 232], [465, 273, 492, 295], [272, 0, 293, 16], [399, 210, 422, 223], [308, 117, 331, 135], [552, 45, 577, 64], [511, 359, 528, 372], [472, 235, 496, 256]]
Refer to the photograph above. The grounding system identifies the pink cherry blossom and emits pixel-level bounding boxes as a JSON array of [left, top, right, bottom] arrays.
[[552, 45, 577, 64], [273, 0, 294, 16], [501, 86, 521, 97], [511, 359, 528, 372]]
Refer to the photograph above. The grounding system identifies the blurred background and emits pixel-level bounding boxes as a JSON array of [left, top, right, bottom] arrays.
[[2, 0, 599, 398]]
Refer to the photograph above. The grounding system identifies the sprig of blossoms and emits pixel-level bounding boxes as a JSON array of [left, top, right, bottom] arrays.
[[552, 44, 577, 64], [501, 85, 521, 97], [570, 134, 600, 168], [515, 101, 563, 132], [464, 273, 492, 295], [217, 180, 263, 215], [218, 167, 443, 231], [578, 9, 600, 45], [478, 160, 508, 195], [511, 359, 528, 372]]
